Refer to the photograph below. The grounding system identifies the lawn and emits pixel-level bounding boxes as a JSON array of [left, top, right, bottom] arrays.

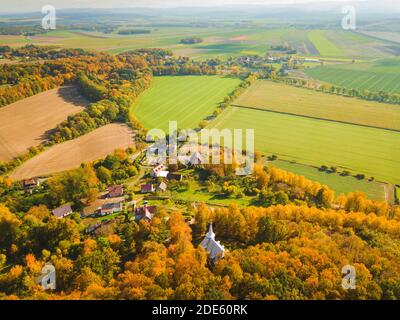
[[174, 188, 253, 207], [270, 159, 386, 201], [305, 59, 400, 94], [210, 106, 400, 185], [131, 75, 241, 132], [234, 81, 400, 131]]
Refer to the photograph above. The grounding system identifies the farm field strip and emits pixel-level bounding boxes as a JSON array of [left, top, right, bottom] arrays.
[[308, 30, 343, 57], [132, 76, 241, 131], [10, 123, 135, 180], [305, 66, 400, 93], [0, 86, 87, 162], [234, 81, 400, 131], [210, 106, 400, 184]]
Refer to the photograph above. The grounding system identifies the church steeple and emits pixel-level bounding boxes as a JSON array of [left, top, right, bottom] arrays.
[[206, 223, 215, 240]]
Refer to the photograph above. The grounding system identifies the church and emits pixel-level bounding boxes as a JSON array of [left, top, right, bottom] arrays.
[[199, 223, 225, 261]]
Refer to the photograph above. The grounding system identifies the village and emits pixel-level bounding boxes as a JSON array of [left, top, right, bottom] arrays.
[[21, 148, 226, 262]]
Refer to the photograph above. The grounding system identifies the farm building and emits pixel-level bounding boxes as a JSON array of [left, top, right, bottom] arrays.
[[52, 204, 73, 219], [200, 224, 225, 261], [135, 203, 157, 222], [107, 185, 124, 198], [99, 202, 123, 216], [141, 184, 155, 193]]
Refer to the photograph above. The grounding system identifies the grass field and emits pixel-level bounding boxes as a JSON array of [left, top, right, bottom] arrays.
[[234, 81, 400, 131], [210, 106, 400, 185], [270, 160, 386, 200], [132, 75, 241, 131], [305, 58, 400, 93], [0, 86, 87, 162], [10, 124, 135, 180]]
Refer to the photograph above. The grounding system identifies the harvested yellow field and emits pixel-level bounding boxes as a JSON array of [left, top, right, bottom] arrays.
[[0, 86, 87, 161], [11, 123, 135, 180]]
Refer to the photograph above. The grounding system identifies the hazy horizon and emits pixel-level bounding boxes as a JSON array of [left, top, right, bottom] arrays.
[[2, 0, 398, 14]]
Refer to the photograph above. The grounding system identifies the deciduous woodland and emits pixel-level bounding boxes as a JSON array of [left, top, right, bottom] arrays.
[[1, 154, 400, 300]]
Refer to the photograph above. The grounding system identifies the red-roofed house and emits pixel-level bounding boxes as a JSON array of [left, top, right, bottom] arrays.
[[107, 185, 124, 198], [23, 178, 40, 194], [135, 204, 157, 222], [141, 184, 155, 193]]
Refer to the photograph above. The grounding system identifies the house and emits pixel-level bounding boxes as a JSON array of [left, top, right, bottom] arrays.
[[151, 164, 169, 178], [135, 203, 157, 222], [23, 178, 40, 194], [107, 185, 124, 198], [167, 173, 183, 182], [141, 184, 155, 193], [200, 224, 225, 261], [157, 182, 167, 192], [52, 204, 73, 219], [99, 202, 123, 216]]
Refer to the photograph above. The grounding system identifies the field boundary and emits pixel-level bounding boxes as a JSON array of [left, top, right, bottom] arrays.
[[231, 104, 400, 133]]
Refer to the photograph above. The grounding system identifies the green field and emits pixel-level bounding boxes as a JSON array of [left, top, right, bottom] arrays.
[[234, 81, 400, 131], [305, 58, 400, 94], [308, 30, 344, 57], [131, 75, 241, 131], [210, 106, 400, 185], [271, 160, 386, 200]]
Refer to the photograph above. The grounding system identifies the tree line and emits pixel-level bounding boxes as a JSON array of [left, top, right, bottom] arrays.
[[282, 77, 400, 105]]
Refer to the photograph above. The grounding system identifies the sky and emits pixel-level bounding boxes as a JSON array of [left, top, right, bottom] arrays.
[[0, 0, 372, 13]]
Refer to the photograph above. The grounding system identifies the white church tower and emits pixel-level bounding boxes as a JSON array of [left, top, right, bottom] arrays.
[[199, 223, 225, 261]]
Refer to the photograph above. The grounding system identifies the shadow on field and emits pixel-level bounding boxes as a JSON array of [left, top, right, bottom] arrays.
[[56, 86, 90, 107]]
